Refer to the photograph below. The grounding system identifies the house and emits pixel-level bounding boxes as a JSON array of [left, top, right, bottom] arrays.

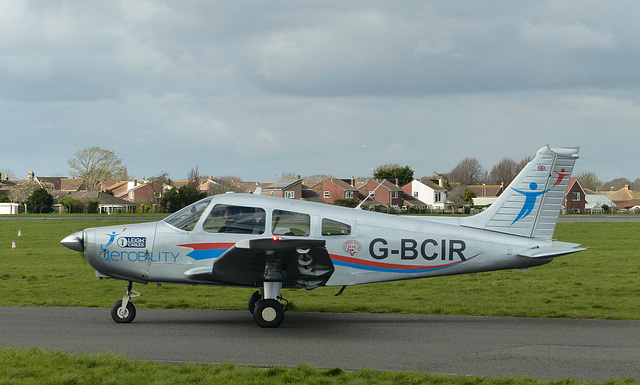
[[60, 191, 138, 214], [320, 178, 359, 204], [585, 194, 616, 214], [359, 179, 404, 209], [468, 183, 504, 207], [0, 203, 19, 214], [606, 185, 640, 210], [261, 179, 303, 199], [402, 178, 448, 209], [563, 178, 586, 214]]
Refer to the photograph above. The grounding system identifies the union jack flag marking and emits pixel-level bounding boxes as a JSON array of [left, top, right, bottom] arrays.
[[537, 165, 546, 171]]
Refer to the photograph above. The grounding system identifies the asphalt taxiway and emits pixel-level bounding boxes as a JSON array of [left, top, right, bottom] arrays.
[[1, 307, 639, 381]]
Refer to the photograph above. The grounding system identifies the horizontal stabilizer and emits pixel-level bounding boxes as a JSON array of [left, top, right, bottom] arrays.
[[517, 242, 586, 258]]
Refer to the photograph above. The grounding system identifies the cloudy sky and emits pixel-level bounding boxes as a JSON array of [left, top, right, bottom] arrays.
[[1, 1, 638, 184]]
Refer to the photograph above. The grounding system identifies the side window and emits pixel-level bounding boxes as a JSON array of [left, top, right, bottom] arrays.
[[203, 204, 265, 234], [163, 197, 212, 231], [322, 218, 351, 236], [272, 210, 310, 236]]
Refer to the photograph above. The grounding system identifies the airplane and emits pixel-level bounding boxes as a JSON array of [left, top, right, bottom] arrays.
[[61, 145, 585, 328]]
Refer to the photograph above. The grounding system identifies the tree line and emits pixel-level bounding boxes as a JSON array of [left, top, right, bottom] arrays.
[[2, 147, 636, 214]]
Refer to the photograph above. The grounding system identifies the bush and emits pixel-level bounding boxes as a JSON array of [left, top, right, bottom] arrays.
[[87, 200, 100, 214], [26, 188, 54, 214]]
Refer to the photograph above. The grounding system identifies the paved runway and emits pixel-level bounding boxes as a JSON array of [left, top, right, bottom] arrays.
[[1, 307, 639, 381]]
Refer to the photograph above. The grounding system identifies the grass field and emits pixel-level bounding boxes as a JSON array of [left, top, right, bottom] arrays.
[[1, 347, 637, 385], [1, 217, 639, 384], [0, 218, 639, 319]]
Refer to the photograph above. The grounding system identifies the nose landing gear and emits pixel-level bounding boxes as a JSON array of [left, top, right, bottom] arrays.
[[111, 281, 141, 323]]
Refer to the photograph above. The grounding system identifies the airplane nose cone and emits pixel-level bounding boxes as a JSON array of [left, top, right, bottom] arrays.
[[61, 231, 85, 252]]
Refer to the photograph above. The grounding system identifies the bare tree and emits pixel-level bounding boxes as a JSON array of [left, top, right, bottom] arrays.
[[10, 179, 54, 204], [0, 168, 15, 180], [448, 158, 484, 186], [68, 147, 125, 191], [577, 172, 603, 192], [187, 167, 201, 186], [517, 155, 533, 171], [487, 157, 518, 186], [604, 178, 631, 191]]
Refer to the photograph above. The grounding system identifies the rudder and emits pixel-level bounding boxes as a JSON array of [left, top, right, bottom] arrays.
[[462, 145, 580, 239]]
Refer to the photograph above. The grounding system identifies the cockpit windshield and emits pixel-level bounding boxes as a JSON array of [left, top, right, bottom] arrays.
[[162, 197, 213, 231]]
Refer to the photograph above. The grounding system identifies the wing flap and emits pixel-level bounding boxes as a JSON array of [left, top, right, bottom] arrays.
[[187, 237, 334, 289]]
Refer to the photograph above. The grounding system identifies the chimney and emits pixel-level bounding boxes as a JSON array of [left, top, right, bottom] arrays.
[[395, 178, 399, 186], [28, 170, 35, 181], [133, 179, 138, 187], [350, 176, 355, 187], [439, 178, 444, 187]]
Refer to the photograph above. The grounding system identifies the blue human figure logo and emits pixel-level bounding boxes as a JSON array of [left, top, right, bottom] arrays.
[[105, 228, 126, 247], [510, 182, 550, 225]]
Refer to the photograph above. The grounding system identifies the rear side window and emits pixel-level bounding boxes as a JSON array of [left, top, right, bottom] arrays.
[[204, 204, 265, 234], [322, 218, 351, 236], [272, 210, 310, 236]]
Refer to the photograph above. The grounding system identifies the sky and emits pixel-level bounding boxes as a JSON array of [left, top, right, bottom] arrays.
[[1, 1, 639, 184]]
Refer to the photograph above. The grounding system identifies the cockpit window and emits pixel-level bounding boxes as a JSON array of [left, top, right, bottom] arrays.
[[272, 210, 310, 236], [322, 218, 351, 236], [163, 197, 213, 231], [203, 204, 266, 234]]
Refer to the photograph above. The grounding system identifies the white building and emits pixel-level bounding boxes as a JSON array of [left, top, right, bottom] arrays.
[[403, 179, 448, 209]]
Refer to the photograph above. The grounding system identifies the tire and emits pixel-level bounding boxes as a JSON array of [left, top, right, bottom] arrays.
[[111, 300, 136, 323], [248, 290, 262, 314], [253, 299, 285, 328]]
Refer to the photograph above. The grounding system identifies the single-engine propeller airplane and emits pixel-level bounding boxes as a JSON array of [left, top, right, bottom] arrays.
[[62, 145, 585, 328]]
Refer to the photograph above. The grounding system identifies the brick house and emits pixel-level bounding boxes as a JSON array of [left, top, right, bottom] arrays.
[[321, 178, 359, 204], [564, 178, 586, 214], [359, 179, 404, 208], [262, 179, 303, 199]]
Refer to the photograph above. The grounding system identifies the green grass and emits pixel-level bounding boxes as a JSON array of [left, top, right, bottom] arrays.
[[1, 220, 639, 319], [1, 220, 639, 384], [1, 348, 636, 385]]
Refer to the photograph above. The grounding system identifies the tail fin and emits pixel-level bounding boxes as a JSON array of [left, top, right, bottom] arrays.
[[462, 145, 580, 239]]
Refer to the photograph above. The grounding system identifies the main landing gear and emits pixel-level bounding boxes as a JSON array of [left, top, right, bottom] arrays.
[[248, 281, 287, 328], [111, 281, 141, 323]]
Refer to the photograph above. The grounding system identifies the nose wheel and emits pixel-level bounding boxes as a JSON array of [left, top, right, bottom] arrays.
[[111, 281, 141, 323]]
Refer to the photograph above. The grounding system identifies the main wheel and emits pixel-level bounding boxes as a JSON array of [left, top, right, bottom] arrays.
[[248, 290, 261, 314], [253, 299, 285, 328], [111, 300, 136, 323]]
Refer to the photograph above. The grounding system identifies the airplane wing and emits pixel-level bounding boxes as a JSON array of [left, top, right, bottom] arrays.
[[517, 241, 586, 259], [184, 237, 334, 290]]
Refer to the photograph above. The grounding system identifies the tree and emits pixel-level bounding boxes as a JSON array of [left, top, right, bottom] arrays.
[[373, 164, 414, 186], [58, 197, 84, 213], [25, 188, 54, 214], [604, 178, 630, 191], [68, 147, 125, 191], [577, 172, 603, 192], [448, 158, 484, 186], [10, 179, 54, 205], [487, 157, 518, 186]]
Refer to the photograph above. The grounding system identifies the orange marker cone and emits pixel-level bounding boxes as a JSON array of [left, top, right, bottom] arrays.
[[18, 229, 22, 237], [12, 240, 17, 250]]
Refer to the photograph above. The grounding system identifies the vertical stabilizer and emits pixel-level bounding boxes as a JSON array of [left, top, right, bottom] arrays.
[[462, 146, 580, 239]]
